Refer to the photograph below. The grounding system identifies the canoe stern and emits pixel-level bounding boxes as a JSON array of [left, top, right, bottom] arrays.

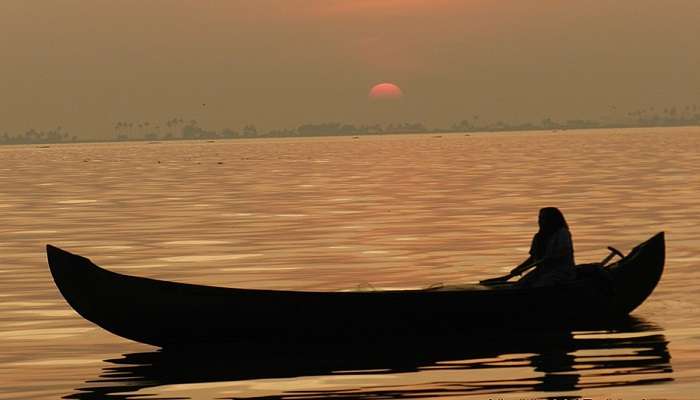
[[608, 232, 665, 315]]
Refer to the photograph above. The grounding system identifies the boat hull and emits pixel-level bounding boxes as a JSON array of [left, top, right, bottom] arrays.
[[46, 232, 665, 348]]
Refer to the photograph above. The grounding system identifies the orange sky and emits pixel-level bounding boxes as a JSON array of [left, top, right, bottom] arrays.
[[0, 1, 698, 136]]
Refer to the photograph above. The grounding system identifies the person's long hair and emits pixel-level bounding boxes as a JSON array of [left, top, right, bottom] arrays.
[[538, 207, 569, 235], [532, 207, 569, 257]]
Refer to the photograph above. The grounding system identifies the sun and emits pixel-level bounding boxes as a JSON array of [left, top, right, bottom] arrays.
[[369, 82, 403, 100]]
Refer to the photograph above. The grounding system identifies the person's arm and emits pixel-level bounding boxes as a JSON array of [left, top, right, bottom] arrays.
[[480, 245, 542, 285], [509, 234, 544, 275], [480, 257, 542, 285], [510, 255, 543, 276]]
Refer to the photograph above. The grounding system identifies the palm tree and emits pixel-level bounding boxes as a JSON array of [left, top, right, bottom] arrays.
[[114, 122, 122, 139]]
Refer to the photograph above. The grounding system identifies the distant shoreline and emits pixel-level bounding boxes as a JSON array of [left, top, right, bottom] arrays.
[[1, 122, 699, 147]]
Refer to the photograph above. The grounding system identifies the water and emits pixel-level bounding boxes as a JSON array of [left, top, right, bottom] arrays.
[[0, 127, 698, 399]]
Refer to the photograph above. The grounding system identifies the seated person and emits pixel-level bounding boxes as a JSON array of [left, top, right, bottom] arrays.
[[511, 207, 576, 288]]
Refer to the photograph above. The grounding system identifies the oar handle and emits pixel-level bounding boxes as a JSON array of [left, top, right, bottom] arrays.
[[607, 246, 625, 259], [600, 246, 625, 266]]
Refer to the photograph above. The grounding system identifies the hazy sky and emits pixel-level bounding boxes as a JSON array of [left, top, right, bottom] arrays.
[[1, 0, 699, 136]]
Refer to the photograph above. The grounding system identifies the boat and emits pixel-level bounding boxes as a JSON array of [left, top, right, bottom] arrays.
[[46, 232, 665, 348]]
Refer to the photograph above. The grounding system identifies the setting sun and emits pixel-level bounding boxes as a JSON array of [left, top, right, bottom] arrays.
[[369, 83, 403, 100]]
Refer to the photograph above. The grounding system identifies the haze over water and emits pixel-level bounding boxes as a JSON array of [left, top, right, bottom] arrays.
[[1, 127, 699, 399]]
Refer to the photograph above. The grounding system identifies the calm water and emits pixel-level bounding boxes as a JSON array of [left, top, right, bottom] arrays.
[[1, 127, 699, 399]]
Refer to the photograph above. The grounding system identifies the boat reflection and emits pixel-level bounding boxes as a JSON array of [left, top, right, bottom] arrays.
[[66, 316, 672, 399]]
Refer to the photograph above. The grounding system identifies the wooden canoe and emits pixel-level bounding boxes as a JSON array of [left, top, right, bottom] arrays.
[[46, 232, 665, 348]]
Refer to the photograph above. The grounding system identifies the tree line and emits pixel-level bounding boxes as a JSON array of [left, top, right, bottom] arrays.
[[111, 120, 429, 141], [3, 103, 699, 145], [0, 127, 77, 145]]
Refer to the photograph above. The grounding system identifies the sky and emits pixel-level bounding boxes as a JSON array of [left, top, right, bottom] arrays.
[[1, 0, 699, 137]]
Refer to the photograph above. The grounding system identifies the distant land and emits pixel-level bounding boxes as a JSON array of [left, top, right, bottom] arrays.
[[2, 105, 699, 145]]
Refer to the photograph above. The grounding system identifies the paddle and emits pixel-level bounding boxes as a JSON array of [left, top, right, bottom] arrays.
[[479, 258, 543, 285], [479, 246, 626, 285]]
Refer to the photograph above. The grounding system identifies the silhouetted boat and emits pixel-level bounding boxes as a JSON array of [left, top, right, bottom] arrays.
[[46, 232, 664, 348]]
